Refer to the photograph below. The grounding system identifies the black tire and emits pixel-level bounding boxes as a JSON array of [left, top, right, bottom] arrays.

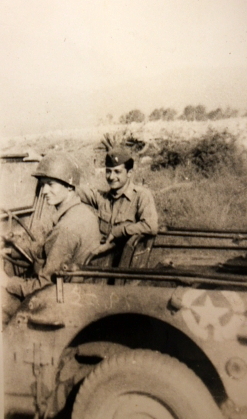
[[72, 349, 223, 419]]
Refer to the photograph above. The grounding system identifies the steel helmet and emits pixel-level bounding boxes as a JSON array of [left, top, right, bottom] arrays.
[[32, 151, 80, 187]]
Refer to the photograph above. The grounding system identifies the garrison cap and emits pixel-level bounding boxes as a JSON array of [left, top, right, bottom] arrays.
[[105, 147, 133, 167]]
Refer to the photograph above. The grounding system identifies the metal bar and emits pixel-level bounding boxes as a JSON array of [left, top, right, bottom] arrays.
[[61, 265, 247, 280], [56, 277, 64, 303], [11, 213, 36, 241], [0, 153, 29, 159], [28, 195, 38, 230], [166, 227, 247, 234], [32, 186, 44, 221], [57, 266, 247, 285], [153, 244, 247, 250], [0, 207, 36, 219], [3, 254, 30, 268], [37, 192, 45, 220], [57, 270, 247, 288], [0, 209, 36, 241], [158, 230, 247, 240]]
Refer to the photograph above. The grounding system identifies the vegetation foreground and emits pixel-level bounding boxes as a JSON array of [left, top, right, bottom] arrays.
[[1, 117, 247, 231]]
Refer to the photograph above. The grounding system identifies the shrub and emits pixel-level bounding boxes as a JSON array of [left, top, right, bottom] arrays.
[[207, 108, 224, 120], [151, 150, 182, 170], [149, 108, 161, 121], [222, 107, 238, 118], [150, 129, 246, 178], [207, 107, 239, 120], [119, 109, 145, 124], [149, 108, 177, 121], [181, 105, 207, 121], [189, 130, 242, 177], [124, 134, 146, 152], [151, 138, 191, 171], [194, 105, 207, 121]]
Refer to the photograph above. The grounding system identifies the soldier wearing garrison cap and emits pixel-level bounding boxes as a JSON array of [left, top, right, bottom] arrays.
[[78, 146, 158, 256], [3, 151, 101, 310]]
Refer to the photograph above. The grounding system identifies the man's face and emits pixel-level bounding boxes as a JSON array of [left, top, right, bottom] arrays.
[[105, 164, 132, 191], [40, 177, 70, 206]]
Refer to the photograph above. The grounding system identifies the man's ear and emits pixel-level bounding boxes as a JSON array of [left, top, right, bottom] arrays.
[[127, 168, 133, 178]]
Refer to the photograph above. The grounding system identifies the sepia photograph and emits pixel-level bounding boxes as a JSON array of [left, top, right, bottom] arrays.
[[1, 1, 247, 418]]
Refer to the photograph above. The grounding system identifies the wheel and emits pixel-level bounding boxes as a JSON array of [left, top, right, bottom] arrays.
[[1, 208, 35, 241], [72, 349, 223, 419], [1, 208, 36, 265]]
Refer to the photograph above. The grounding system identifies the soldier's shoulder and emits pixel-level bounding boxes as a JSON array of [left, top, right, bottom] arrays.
[[67, 201, 96, 218]]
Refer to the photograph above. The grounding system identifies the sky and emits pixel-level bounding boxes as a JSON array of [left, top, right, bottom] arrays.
[[1, 0, 247, 136]]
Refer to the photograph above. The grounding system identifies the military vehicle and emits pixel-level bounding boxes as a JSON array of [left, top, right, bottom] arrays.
[[1, 154, 247, 419]]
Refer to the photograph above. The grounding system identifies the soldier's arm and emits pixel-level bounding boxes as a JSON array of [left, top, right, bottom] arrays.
[[13, 226, 78, 297], [111, 188, 159, 238], [77, 185, 100, 210], [38, 226, 77, 282]]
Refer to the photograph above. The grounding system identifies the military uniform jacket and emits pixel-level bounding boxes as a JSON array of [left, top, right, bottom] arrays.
[[78, 181, 158, 238], [21, 196, 101, 296]]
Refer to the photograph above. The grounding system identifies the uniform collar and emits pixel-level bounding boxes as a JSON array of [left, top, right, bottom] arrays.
[[109, 181, 136, 201], [52, 195, 81, 225]]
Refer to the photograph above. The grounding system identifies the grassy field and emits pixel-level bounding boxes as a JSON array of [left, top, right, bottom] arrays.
[[1, 117, 247, 231]]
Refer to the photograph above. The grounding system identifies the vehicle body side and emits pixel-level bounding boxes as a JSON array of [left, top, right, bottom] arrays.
[[3, 281, 247, 417]]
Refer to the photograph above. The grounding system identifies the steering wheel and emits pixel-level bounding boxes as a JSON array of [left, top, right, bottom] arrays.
[[1, 208, 36, 266]]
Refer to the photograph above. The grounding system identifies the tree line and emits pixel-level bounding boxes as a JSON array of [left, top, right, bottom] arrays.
[[114, 105, 246, 124]]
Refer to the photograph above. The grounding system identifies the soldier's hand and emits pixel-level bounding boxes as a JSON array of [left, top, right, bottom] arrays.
[[6, 276, 24, 297], [92, 241, 115, 255]]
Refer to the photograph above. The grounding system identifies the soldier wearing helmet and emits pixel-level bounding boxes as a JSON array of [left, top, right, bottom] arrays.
[[78, 147, 158, 256], [5, 151, 101, 300]]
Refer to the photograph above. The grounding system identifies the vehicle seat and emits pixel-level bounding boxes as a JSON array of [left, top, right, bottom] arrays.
[[85, 234, 155, 269]]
